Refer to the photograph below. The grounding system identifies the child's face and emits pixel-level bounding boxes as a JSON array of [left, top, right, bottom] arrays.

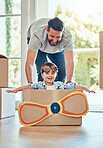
[[41, 69, 57, 85]]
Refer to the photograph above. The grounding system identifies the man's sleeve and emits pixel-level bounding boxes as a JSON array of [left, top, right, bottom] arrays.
[[28, 34, 41, 52], [64, 35, 74, 52]]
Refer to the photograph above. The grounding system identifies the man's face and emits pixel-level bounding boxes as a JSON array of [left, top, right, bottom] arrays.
[[46, 27, 63, 46]]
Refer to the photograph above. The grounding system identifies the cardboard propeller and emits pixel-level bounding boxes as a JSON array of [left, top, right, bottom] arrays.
[[18, 91, 89, 126]]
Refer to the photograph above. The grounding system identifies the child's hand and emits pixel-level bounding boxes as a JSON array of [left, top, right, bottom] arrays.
[[6, 90, 17, 93], [88, 90, 96, 93]]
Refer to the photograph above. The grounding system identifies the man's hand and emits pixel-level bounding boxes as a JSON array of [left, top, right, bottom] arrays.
[[66, 80, 72, 84]]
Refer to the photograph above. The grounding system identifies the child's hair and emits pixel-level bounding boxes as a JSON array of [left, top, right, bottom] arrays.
[[41, 62, 58, 74]]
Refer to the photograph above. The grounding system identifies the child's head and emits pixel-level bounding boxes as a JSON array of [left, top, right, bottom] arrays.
[[41, 62, 58, 85]]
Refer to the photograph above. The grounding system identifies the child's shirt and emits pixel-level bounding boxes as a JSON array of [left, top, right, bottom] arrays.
[[31, 81, 76, 90], [46, 85, 56, 90]]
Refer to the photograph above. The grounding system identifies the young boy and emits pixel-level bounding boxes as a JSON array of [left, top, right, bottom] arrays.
[[6, 62, 95, 93]]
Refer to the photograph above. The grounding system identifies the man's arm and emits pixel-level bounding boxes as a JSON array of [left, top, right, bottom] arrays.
[[25, 49, 37, 83], [64, 51, 74, 84]]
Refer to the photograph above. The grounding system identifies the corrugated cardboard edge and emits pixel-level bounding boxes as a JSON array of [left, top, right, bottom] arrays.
[[99, 31, 103, 89], [0, 54, 7, 58]]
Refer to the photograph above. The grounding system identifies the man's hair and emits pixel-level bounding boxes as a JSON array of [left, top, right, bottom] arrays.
[[41, 62, 58, 74], [47, 17, 64, 32]]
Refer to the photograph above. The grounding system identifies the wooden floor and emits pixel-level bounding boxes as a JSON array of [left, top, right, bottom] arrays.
[[0, 111, 103, 148]]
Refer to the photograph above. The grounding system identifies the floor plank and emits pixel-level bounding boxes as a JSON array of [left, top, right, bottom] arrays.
[[0, 111, 103, 148]]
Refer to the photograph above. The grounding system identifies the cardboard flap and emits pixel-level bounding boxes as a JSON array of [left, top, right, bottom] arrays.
[[0, 54, 7, 58]]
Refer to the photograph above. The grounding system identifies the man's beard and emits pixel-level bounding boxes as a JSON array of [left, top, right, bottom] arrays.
[[47, 35, 59, 46], [48, 39, 59, 46]]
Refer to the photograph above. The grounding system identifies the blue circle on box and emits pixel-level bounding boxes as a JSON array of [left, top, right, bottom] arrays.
[[51, 102, 60, 114]]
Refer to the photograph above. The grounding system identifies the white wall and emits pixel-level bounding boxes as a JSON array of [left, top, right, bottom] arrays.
[[37, 0, 48, 19], [21, 0, 37, 85], [21, 0, 50, 85]]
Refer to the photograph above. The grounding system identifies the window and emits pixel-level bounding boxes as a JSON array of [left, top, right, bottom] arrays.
[[49, 0, 103, 111], [0, 0, 21, 100]]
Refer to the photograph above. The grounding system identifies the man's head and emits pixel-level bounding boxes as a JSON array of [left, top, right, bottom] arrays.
[[46, 17, 64, 46], [41, 62, 58, 85]]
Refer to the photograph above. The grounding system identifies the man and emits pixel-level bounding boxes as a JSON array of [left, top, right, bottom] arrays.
[[25, 17, 74, 84]]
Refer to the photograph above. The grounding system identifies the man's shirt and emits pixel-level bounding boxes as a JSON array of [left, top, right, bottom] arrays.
[[27, 18, 74, 53]]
